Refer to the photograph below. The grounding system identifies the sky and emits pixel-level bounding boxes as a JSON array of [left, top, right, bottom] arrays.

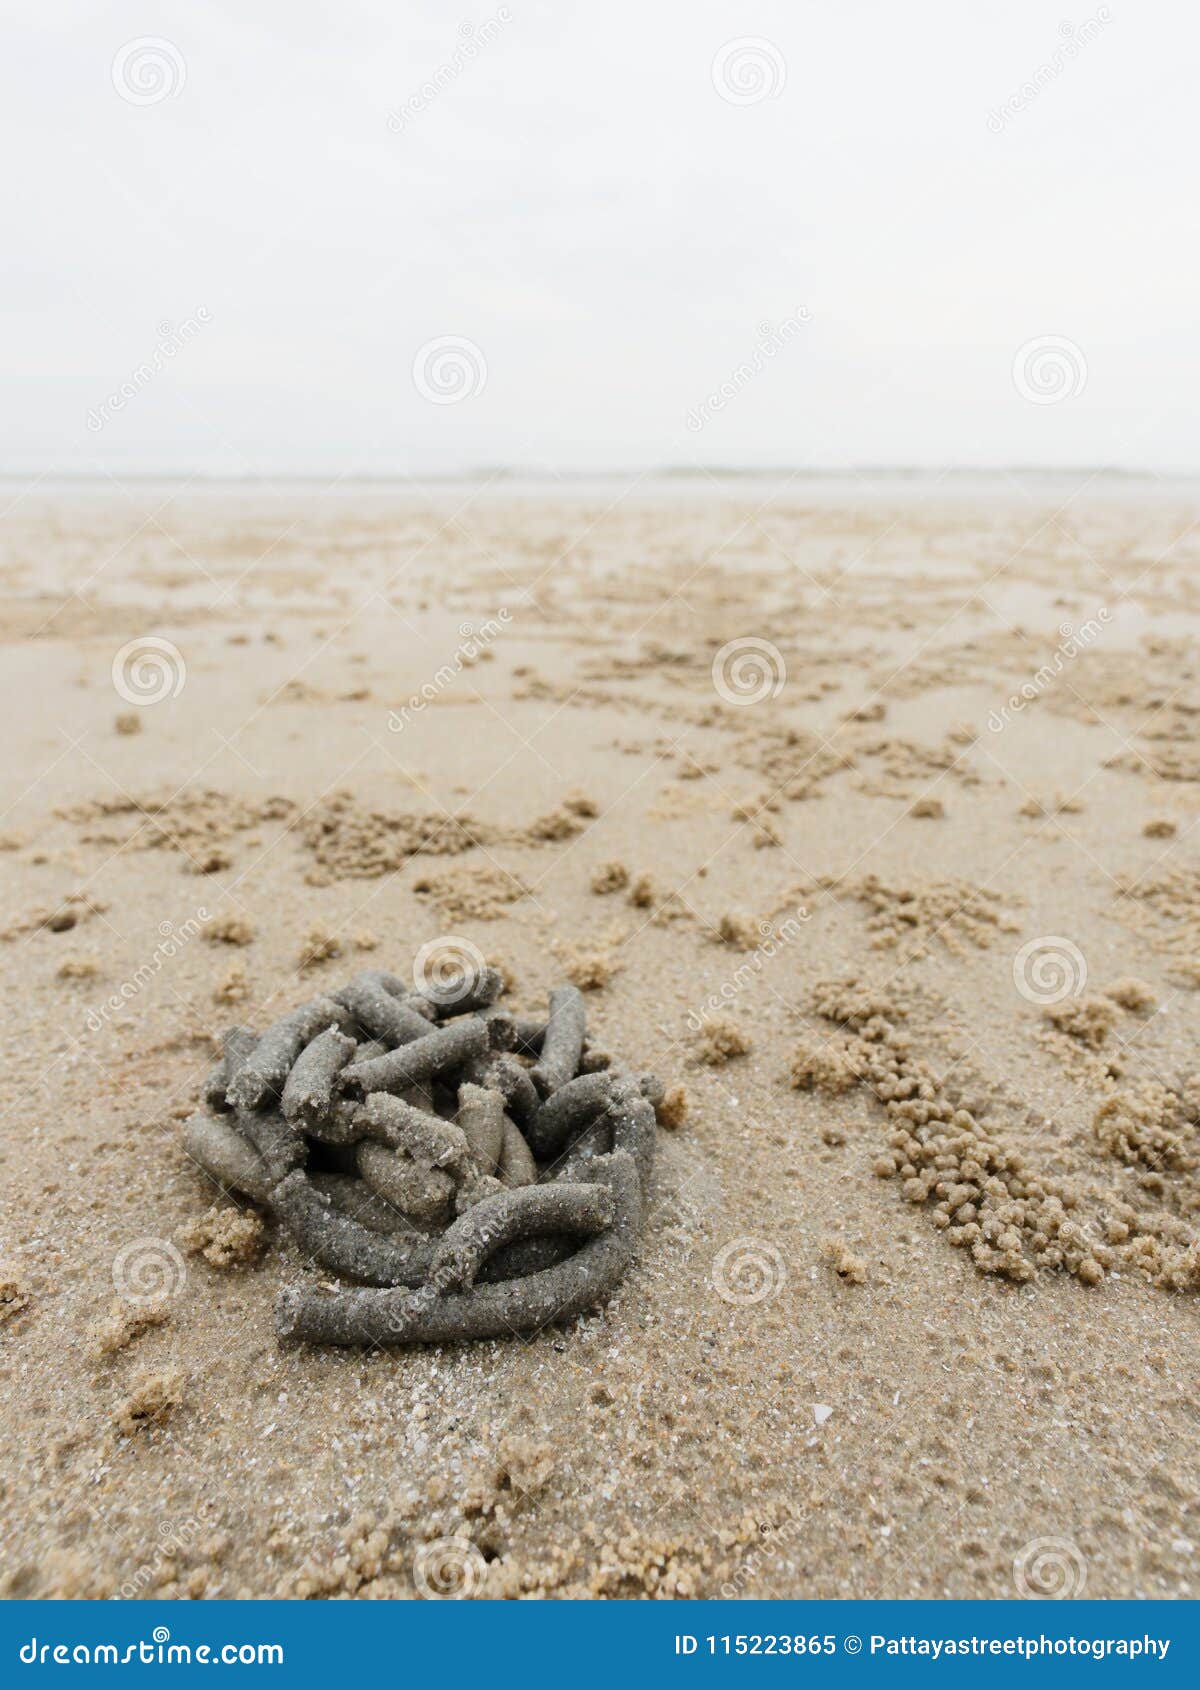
[[1, 1, 1196, 477]]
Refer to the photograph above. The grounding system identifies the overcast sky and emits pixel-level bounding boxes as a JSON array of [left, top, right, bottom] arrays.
[[1, 1, 1196, 477]]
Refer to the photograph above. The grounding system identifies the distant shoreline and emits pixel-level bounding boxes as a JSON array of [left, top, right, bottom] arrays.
[[1, 464, 1197, 489]]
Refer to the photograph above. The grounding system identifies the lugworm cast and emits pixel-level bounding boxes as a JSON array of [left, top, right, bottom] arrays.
[[530, 985, 587, 1096], [184, 962, 669, 1347], [227, 997, 352, 1113], [430, 1181, 616, 1290], [280, 1026, 358, 1134], [455, 1082, 505, 1176], [275, 1150, 640, 1345], [340, 1017, 488, 1095]]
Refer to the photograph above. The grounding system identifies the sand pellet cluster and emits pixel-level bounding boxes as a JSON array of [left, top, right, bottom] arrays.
[[183, 965, 665, 1346]]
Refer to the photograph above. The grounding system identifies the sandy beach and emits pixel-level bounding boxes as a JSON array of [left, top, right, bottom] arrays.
[[1, 475, 1197, 1601]]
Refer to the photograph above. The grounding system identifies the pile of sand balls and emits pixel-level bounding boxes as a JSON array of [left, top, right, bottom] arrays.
[[183, 964, 664, 1345]]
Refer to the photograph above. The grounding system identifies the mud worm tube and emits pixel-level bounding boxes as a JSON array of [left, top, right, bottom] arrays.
[[497, 1113, 538, 1187], [526, 1072, 614, 1160], [275, 1150, 640, 1345], [419, 965, 505, 1019], [227, 998, 352, 1113], [182, 1111, 273, 1203], [183, 961, 672, 1347], [455, 1082, 505, 1176], [281, 1026, 358, 1135], [340, 1017, 488, 1095], [269, 1169, 435, 1287], [530, 985, 587, 1096], [429, 1181, 616, 1290], [334, 973, 434, 1047]]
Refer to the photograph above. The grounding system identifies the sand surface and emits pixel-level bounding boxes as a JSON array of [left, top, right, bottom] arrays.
[[1, 476, 1198, 1600]]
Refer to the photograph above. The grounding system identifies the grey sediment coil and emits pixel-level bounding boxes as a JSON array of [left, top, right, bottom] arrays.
[[182, 968, 663, 1347]]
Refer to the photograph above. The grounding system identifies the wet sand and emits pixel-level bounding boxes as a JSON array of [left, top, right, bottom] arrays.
[[1, 476, 1197, 1599]]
